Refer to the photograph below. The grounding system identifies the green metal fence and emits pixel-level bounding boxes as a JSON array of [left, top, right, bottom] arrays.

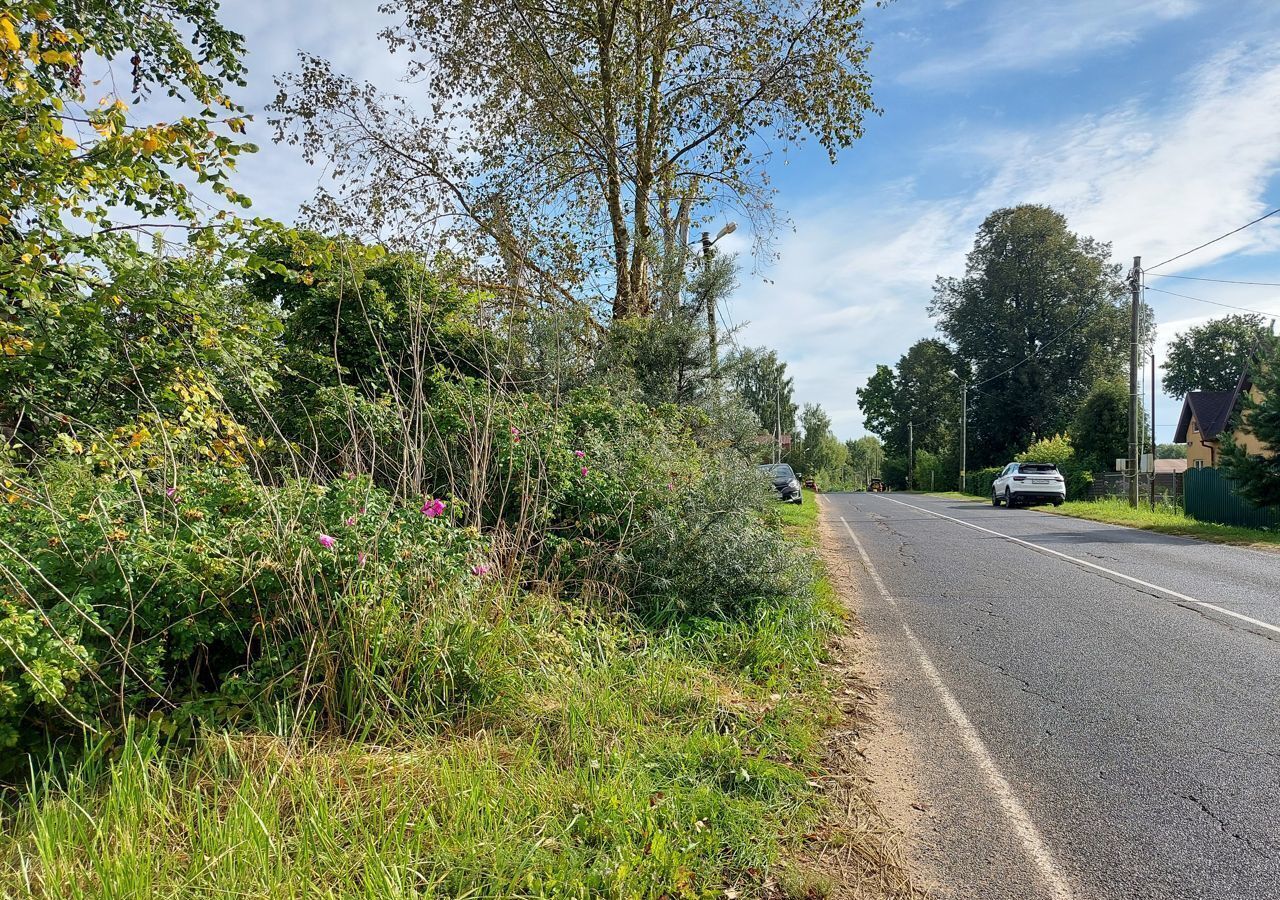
[[1184, 467, 1280, 529]]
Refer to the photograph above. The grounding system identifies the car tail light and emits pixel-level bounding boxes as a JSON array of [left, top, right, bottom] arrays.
[[1013, 476, 1026, 482]]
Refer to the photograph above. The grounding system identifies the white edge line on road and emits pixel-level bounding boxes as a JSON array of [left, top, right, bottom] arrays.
[[877, 495, 1280, 638], [838, 515, 1075, 900]]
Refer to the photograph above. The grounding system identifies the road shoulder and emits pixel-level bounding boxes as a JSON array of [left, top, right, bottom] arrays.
[[811, 497, 934, 900]]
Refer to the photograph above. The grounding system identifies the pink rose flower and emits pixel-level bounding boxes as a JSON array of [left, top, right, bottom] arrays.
[[581, 466, 589, 476], [345, 516, 357, 526], [317, 534, 337, 550], [574, 450, 585, 458], [421, 498, 446, 518]]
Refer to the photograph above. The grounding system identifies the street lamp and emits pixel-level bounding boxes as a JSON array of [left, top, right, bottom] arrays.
[[698, 222, 737, 384]]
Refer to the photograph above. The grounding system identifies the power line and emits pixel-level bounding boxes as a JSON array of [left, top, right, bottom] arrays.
[[1146, 207, 1280, 272], [1144, 284, 1277, 315], [1149, 272, 1280, 288]]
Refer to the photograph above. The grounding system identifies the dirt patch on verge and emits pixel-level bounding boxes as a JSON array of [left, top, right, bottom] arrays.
[[785, 506, 929, 900]]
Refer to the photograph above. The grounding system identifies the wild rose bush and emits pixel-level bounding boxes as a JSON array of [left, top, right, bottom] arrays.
[[0, 460, 488, 766]]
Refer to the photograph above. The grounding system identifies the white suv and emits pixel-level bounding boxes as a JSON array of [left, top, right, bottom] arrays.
[[992, 462, 1066, 508]]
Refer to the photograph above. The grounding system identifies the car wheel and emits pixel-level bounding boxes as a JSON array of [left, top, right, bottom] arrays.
[[1004, 488, 1015, 508], [1053, 499, 1064, 507], [992, 490, 1002, 507]]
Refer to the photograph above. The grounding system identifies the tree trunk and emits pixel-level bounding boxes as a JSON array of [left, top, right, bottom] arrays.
[[597, 0, 630, 319]]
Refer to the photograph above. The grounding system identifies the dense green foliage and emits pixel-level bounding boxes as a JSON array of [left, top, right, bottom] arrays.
[[929, 205, 1139, 465], [1070, 378, 1130, 473], [1016, 434, 1089, 500], [725, 346, 798, 446], [1161, 314, 1278, 399], [1222, 354, 1280, 507]]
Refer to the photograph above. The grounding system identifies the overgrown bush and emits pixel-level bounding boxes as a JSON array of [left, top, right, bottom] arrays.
[[1017, 433, 1090, 499], [0, 460, 490, 766]]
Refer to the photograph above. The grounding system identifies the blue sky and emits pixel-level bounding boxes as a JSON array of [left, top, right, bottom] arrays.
[[213, 0, 1280, 442]]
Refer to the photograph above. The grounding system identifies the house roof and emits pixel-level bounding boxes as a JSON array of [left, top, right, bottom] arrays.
[[1172, 351, 1263, 444], [1154, 458, 1188, 474]]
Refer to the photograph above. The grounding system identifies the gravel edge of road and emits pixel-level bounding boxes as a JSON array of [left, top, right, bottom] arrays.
[[803, 497, 933, 900]]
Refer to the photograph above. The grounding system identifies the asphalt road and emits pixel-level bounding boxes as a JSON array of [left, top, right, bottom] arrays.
[[824, 491, 1280, 900]]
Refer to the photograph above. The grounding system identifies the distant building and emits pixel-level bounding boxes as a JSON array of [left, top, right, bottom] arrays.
[[755, 432, 793, 452]]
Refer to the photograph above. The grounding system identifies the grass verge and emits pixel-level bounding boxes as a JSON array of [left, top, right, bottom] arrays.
[[925, 491, 1280, 549], [1048, 498, 1280, 548], [0, 502, 862, 899]]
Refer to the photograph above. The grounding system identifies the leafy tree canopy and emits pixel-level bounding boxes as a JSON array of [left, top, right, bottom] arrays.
[[270, 0, 877, 318], [844, 435, 883, 481], [856, 339, 965, 458], [931, 205, 1141, 465], [0, 0, 276, 446], [1161, 314, 1278, 400], [1070, 378, 1130, 473], [725, 346, 798, 439]]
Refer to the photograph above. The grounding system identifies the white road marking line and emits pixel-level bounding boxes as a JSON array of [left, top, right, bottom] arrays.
[[873, 495, 1280, 638], [839, 515, 1075, 900]]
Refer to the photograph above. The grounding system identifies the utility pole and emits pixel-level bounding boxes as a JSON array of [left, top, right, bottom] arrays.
[[1128, 256, 1141, 508], [1151, 352, 1157, 511], [960, 382, 968, 494], [908, 421, 914, 491], [774, 374, 782, 465]]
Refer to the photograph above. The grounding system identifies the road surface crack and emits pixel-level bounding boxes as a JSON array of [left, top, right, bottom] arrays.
[[1181, 794, 1275, 859], [969, 657, 1070, 713]]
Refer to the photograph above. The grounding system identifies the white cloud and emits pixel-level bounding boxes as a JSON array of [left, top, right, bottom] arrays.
[[734, 43, 1280, 439], [902, 0, 1200, 84]]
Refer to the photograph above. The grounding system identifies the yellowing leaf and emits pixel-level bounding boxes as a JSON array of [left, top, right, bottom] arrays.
[[141, 135, 159, 154], [0, 18, 19, 52]]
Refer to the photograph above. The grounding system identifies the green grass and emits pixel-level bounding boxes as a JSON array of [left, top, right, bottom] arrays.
[[1048, 497, 1280, 548], [1, 516, 843, 899], [777, 497, 819, 546]]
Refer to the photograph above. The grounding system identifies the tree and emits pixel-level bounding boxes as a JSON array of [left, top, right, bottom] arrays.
[[931, 205, 1139, 465], [1156, 443, 1187, 459], [896, 338, 966, 456], [1162, 315, 1279, 399], [1, 0, 266, 446], [856, 364, 901, 454], [270, 0, 877, 319], [845, 435, 884, 483], [1070, 379, 1130, 473], [856, 339, 965, 458], [725, 346, 797, 440], [1221, 354, 1280, 507], [796, 403, 843, 474]]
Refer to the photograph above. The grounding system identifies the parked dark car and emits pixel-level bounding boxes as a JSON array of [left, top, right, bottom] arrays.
[[867, 478, 885, 493], [757, 463, 803, 504]]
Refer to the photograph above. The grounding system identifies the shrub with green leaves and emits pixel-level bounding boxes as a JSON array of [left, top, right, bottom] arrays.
[[0, 460, 490, 766], [1017, 433, 1090, 499]]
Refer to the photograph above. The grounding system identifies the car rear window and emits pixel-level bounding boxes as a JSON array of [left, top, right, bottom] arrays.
[[1017, 463, 1058, 473]]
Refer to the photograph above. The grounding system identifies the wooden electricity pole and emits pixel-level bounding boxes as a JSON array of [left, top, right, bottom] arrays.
[[1128, 256, 1141, 508]]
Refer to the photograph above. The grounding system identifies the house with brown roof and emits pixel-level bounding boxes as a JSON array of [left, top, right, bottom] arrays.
[[1173, 369, 1268, 469]]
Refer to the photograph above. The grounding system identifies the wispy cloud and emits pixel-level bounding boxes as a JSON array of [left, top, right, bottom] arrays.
[[900, 0, 1200, 85], [735, 43, 1280, 437]]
